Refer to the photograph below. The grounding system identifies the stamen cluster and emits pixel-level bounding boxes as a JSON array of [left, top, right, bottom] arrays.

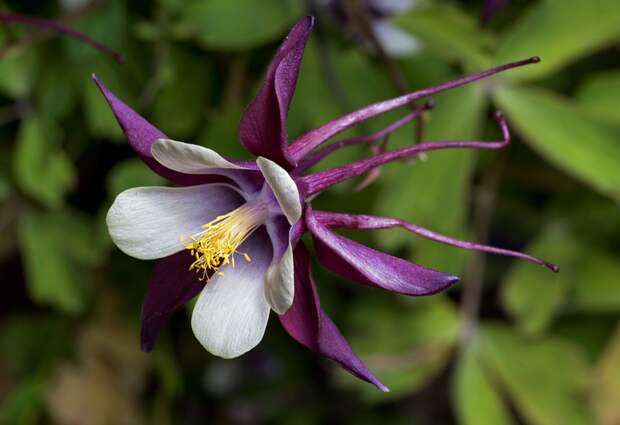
[[185, 201, 265, 280]]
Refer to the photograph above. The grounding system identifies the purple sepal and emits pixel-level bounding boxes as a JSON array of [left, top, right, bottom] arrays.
[[299, 111, 511, 197], [313, 210, 559, 272], [141, 252, 206, 351], [239, 16, 314, 169], [279, 243, 388, 391], [92, 75, 221, 186], [288, 58, 539, 160], [305, 207, 458, 296]]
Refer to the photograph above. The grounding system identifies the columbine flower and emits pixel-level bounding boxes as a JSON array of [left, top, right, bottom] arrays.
[[95, 16, 557, 391]]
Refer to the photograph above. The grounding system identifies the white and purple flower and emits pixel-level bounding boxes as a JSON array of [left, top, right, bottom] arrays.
[[95, 16, 556, 391]]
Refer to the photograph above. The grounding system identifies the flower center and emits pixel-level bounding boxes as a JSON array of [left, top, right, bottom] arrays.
[[184, 199, 268, 280]]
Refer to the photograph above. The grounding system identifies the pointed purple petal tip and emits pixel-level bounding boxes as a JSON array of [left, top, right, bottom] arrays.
[[433, 275, 460, 295], [378, 383, 390, 392], [238, 14, 314, 168]]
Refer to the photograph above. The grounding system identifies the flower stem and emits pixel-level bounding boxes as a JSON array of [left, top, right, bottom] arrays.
[[0, 3, 123, 63], [459, 152, 505, 345]]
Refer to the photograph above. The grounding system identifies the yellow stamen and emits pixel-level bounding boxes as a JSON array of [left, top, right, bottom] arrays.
[[184, 201, 266, 280]]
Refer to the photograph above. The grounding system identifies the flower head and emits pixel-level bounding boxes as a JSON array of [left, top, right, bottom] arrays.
[[95, 16, 556, 391]]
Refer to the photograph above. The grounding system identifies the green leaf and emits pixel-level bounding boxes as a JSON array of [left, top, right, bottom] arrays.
[[592, 324, 620, 425], [62, 0, 126, 63], [454, 341, 514, 425], [481, 325, 594, 425], [0, 33, 37, 98], [374, 83, 486, 275], [0, 315, 70, 376], [152, 49, 210, 138], [495, 0, 620, 81], [0, 175, 12, 203], [175, 0, 301, 50], [289, 42, 393, 174], [106, 158, 167, 197], [338, 296, 458, 401], [576, 71, 620, 124], [13, 118, 75, 208], [494, 86, 620, 201], [0, 379, 44, 425], [501, 224, 581, 335], [197, 106, 250, 160], [503, 219, 620, 331], [18, 209, 100, 314], [572, 252, 620, 313], [289, 41, 393, 140], [35, 51, 78, 122], [393, 5, 494, 68]]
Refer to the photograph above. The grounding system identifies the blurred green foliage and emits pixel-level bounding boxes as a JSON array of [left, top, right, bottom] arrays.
[[0, 0, 619, 424]]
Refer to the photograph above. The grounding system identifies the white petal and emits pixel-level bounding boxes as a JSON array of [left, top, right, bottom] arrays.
[[151, 139, 244, 174], [373, 21, 420, 58], [256, 157, 302, 224], [191, 230, 272, 358], [264, 218, 295, 314], [107, 184, 243, 260], [265, 242, 294, 314]]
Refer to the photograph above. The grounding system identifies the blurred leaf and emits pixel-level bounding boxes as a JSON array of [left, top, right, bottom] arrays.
[[551, 315, 618, 363], [495, 0, 620, 81], [394, 5, 494, 68], [18, 209, 100, 314], [501, 224, 581, 335], [374, 83, 485, 275], [13, 117, 75, 208], [503, 220, 620, 333], [0, 315, 70, 376], [0, 176, 12, 203], [174, 0, 301, 50], [106, 158, 166, 197], [592, 323, 620, 425], [454, 340, 514, 425], [0, 378, 44, 425], [35, 51, 78, 121], [290, 42, 393, 139], [152, 49, 210, 138], [289, 42, 393, 174], [399, 50, 456, 88], [62, 0, 126, 63], [46, 316, 149, 425], [571, 252, 620, 313], [481, 324, 594, 425], [152, 342, 183, 398], [339, 296, 458, 400], [564, 200, 620, 246], [0, 34, 37, 98], [198, 106, 250, 159], [576, 70, 620, 124], [495, 86, 620, 201]]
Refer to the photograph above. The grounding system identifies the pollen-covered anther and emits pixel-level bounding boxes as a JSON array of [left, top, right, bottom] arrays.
[[184, 200, 267, 280]]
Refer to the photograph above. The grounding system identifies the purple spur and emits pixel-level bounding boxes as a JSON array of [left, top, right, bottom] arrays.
[[95, 16, 556, 391]]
